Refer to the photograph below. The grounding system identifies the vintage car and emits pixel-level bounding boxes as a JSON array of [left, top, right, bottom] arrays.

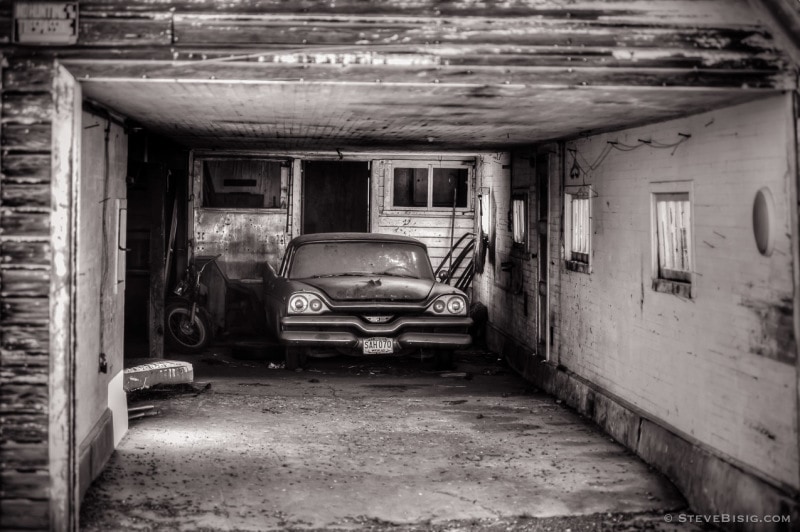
[[262, 233, 473, 370]]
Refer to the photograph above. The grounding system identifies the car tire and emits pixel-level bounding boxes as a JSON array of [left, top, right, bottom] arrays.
[[434, 350, 455, 371], [285, 346, 307, 371]]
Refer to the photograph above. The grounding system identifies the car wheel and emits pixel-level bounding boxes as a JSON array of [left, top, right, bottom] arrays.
[[285, 346, 307, 371], [434, 350, 455, 371]]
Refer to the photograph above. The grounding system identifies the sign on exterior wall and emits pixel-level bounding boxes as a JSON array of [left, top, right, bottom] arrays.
[[13, 2, 78, 45]]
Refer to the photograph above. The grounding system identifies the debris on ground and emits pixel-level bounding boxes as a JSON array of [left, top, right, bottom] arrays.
[[123, 359, 194, 392], [127, 382, 209, 402], [128, 405, 159, 421], [440, 372, 471, 379]]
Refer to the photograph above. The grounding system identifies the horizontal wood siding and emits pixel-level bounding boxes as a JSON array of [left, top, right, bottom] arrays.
[[0, 57, 53, 529], [0, 1, 791, 91], [371, 160, 475, 283]]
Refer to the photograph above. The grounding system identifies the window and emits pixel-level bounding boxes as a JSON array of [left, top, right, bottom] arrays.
[[202, 158, 285, 209], [564, 191, 591, 273], [511, 193, 528, 247], [390, 162, 470, 209], [650, 182, 693, 298], [478, 187, 492, 238], [654, 193, 691, 282]]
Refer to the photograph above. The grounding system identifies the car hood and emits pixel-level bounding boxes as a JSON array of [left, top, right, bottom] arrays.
[[297, 276, 436, 302]]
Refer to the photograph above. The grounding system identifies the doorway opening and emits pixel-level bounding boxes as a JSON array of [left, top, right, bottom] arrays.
[[302, 161, 370, 234]]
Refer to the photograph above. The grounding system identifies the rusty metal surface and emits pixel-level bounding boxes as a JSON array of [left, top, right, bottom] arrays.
[[193, 209, 287, 280]]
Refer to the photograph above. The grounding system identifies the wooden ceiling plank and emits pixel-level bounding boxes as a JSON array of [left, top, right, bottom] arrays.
[[64, 59, 793, 90], [74, 0, 764, 26]]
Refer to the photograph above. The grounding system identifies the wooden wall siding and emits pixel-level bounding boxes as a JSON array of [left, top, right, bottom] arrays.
[[0, 2, 786, 153], [0, 57, 54, 529], [370, 159, 474, 279], [0, 0, 786, 76], [555, 95, 797, 490]]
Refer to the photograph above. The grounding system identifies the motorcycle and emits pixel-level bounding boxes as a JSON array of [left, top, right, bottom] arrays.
[[165, 254, 222, 352]]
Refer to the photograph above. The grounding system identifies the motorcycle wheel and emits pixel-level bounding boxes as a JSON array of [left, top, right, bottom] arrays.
[[165, 301, 213, 353]]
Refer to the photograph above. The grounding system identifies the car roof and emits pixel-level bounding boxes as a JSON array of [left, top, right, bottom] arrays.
[[290, 232, 427, 249]]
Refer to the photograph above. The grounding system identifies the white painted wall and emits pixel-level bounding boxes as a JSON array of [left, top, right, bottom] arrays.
[[76, 110, 128, 446], [475, 94, 798, 492], [557, 94, 797, 489]]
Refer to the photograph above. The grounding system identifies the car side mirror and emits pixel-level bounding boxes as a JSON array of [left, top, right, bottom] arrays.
[[437, 270, 449, 283]]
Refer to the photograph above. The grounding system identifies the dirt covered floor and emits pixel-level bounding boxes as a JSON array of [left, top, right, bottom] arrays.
[[81, 350, 708, 531]]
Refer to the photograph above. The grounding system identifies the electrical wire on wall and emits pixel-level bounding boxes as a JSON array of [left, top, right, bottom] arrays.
[[567, 132, 692, 199]]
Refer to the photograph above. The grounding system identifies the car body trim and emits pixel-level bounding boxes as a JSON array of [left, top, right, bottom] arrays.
[[280, 331, 472, 349], [281, 315, 472, 335]]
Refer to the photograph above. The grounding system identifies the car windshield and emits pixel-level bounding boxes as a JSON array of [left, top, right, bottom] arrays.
[[288, 241, 435, 280]]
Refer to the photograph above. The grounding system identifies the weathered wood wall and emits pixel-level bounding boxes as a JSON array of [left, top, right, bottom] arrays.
[[0, 0, 793, 74], [370, 159, 475, 280], [2, 0, 795, 154], [0, 57, 54, 530]]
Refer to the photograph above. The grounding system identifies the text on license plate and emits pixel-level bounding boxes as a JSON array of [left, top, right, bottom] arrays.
[[363, 337, 393, 354]]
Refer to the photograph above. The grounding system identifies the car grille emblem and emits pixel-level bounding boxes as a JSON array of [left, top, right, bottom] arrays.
[[363, 315, 393, 323]]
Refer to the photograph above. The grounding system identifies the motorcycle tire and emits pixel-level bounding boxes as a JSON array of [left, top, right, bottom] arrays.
[[165, 301, 213, 353]]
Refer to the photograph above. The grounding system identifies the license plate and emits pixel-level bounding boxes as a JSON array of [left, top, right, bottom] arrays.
[[363, 337, 393, 354]]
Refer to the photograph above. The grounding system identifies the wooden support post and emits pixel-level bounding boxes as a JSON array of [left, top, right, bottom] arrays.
[[792, 87, 800, 491], [50, 64, 80, 532], [148, 165, 166, 359]]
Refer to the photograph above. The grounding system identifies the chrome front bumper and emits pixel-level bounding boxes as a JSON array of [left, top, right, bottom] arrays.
[[279, 315, 473, 350]]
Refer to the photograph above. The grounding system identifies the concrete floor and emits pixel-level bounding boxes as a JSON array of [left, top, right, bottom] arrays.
[[81, 350, 707, 531]]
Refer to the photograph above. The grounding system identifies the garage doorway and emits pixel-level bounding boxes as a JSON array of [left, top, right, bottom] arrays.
[[302, 161, 370, 234]]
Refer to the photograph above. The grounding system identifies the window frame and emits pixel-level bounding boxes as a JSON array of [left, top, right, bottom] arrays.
[[511, 191, 529, 251], [196, 156, 290, 212], [384, 160, 474, 213], [650, 181, 695, 298], [563, 189, 592, 274]]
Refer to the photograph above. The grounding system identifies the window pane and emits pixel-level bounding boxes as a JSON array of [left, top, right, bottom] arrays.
[[570, 196, 589, 259], [289, 241, 434, 280], [512, 197, 526, 244], [479, 192, 491, 236], [431, 168, 468, 208], [656, 194, 691, 281], [203, 160, 283, 208], [393, 168, 428, 207]]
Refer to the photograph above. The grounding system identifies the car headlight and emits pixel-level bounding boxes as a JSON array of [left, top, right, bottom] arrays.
[[287, 293, 329, 315], [427, 295, 468, 316]]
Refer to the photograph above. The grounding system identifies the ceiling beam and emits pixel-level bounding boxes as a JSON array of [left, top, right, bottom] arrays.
[[64, 59, 794, 90]]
